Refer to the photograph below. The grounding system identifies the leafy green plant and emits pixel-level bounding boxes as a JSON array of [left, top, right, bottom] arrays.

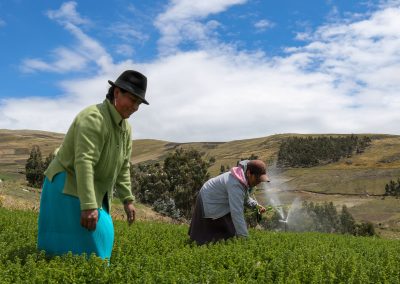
[[1, 207, 399, 283]]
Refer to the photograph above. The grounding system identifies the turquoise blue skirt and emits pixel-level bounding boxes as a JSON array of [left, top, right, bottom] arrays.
[[37, 172, 114, 260]]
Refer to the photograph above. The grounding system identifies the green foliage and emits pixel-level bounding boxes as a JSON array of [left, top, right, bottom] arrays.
[[303, 201, 341, 233], [25, 146, 56, 188], [209, 156, 216, 164], [384, 178, 400, 197], [340, 205, 356, 235], [131, 163, 170, 204], [43, 151, 56, 173], [354, 222, 376, 237], [25, 146, 44, 188], [164, 148, 211, 218], [277, 135, 371, 168], [152, 198, 181, 219], [1, 207, 400, 283], [131, 148, 211, 219]]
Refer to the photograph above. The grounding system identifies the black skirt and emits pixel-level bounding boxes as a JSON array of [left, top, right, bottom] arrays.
[[188, 194, 236, 245]]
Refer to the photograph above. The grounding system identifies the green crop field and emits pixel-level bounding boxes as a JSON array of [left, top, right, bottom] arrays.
[[1, 207, 400, 283]]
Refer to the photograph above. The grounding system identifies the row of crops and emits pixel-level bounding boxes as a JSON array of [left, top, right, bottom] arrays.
[[1, 206, 400, 283]]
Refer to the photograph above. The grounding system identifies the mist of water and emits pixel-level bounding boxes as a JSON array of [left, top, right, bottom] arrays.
[[262, 185, 286, 220], [259, 170, 307, 231], [258, 169, 352, 233]]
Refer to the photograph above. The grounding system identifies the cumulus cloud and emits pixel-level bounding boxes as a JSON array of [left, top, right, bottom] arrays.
[[21, 47, 88, 73], [114, 44, 135, 57], [46, 1, 90, 26], [3, 1, 400, 142], [254, 19, 275, 31], [155, 0, 247, 55], [290, 5, 400, 97], [20, 1, 113, 74], [107, 22, 150, 43]]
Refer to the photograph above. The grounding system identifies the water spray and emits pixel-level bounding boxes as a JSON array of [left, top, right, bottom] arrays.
[[279, 219, 288, 232]]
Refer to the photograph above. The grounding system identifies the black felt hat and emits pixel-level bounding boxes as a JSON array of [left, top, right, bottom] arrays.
[[108, 70, 149, 105]]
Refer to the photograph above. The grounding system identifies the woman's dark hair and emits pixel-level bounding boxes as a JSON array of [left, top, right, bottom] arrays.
[[106, 86, 115, 102], [106, 86, 130, 102]]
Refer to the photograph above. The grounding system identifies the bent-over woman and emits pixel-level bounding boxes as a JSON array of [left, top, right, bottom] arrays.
[[189, 160, 270, 245]]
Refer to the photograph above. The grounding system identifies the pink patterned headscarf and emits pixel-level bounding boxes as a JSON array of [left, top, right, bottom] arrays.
[[230, 166, 249, 187]]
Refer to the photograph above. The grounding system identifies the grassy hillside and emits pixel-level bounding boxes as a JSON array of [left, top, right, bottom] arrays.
[[2, 129, 399, 179], [1, 207, 400, 283], [1, 129, 400, 238], [0, 129, 64, 180], [0, 178, 174, 224]]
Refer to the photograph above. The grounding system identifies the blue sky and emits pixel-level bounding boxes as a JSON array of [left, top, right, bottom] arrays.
[[0, 0, 399, 142]]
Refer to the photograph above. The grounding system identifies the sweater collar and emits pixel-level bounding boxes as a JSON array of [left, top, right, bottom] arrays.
[[104, 99, 127, 130]]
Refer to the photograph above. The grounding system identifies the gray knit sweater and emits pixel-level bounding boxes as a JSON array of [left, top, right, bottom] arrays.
[[199, 160, 258, 237]]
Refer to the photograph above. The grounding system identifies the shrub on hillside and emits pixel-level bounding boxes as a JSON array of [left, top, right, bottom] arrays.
[[277, 135, 371, 168], [25, 146, 44, 188], [152, 198, 181, 219], [25, 146, 56, 188], [384, 178, 400, 197], [131, 148, 211, 219], [130, 163, 170, 204]]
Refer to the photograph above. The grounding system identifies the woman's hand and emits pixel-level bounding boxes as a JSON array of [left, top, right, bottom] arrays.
[[81, 209, 99, 231], [257, 205, 267, 213], [124, 201, 136, 225]]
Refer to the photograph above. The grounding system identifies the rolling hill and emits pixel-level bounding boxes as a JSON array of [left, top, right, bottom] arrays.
[[1, 129, 400, 238]]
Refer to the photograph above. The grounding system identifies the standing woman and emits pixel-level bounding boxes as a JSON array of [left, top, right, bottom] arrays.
[[38, 70, 149, 260]]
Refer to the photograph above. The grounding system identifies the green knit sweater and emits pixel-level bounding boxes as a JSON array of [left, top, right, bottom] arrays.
[[45, 99, 135, 211]]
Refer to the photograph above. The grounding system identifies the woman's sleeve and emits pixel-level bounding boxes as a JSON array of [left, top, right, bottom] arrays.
[[227, 184, 248, 237], [74, 111, 105, 210], [245, 194, 259, 208], [115, 127, 135, 203]]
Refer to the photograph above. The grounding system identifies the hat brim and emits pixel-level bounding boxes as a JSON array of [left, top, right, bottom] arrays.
[[108, 80, 149, 105]]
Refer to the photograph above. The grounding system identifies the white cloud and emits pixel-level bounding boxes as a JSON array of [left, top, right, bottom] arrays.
[[114, 44, 135, 56], [3, 1, 400, 142], [46, 1, 90, 26], [159, 0, 247, 20], [294, 5, 400, 94], [155, 0, 247, 55], [20, 2, 113, 74], [254, 19, 275, 31], [107, 22, 150, 43], [21, 47, 88, 73]]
